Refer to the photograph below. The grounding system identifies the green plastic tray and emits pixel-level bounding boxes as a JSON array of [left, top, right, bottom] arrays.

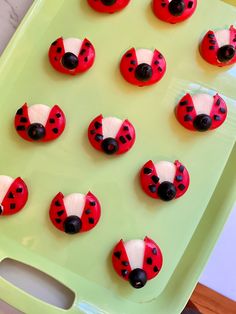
[[0, 0, 235, 313]]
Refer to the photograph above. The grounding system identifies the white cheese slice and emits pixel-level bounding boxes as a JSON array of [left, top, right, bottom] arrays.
[[102, 117, 123, 139], [0, 175, 14, 205], [154, 161, 176, 184], [192, 94, 214, 116], [214, 29, 230, 48], [136, 49, 153, 65], [63, 193, 86, 218], [63, 38, 83, 56], [28, 104, 51, 126], [124, 239, 145, 270]]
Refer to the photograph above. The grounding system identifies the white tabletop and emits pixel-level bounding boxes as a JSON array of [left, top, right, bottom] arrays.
[[0, 1, 235, 312]]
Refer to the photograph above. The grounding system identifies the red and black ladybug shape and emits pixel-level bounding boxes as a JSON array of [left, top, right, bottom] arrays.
[[15, 103, 66, 142], [152, 0, 197, 24], [200, 26, 236, 67], [120, 48, 166, 87], [48, 37, 95, 75], [88, 115, 136, 155], [49, 192, 101, 234], [87, 0, 130, 13], [112, 237, 163, 289], [0, 175, 28, 216], [176, 93, 227, 132], [140, 160, 189, 201]]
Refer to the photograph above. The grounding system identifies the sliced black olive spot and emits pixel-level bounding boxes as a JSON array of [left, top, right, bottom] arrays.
[[126, 53, 132, 58], [16, 188, 23, 193], [64, 216, 82, 234], [56, 47, 62, 53], [158, 53, 163, 59], [27, 123, 46, 140], [85, 209, 91, 215], [186, 106, 194, 112], [8, 192, 14, 199], [88, 218, 94, 224], [51, 40, 57, 46], [55, 200, 61, 207], [169, 0, 185, 17], [152, 248, 157, 255], [214, 115, 221, 121], [85, 42, 91, 47], [52, 128, 59, 134], [217, 45, 235, 63], [95, 134, 103, 142], [152, 175, 159, 184], [233, 38, 236, 42], [161, 3, 166, 7], [219, 107, 226, 114], [216, 99, 221, 106], [123, 126, 129, 131], [122, 261, 129, 266], [154, 60, 159, 65], [129, 269, 147, 289], [144, 167, 152, 175], [101, 0, 116, 6], [209, 46, 215, 50], [114, 251, 121, 259], [126, 134, 132, 141], [193, 114, 212, 131], [178, 184, 185, 191], [157, 181, 176, 201], [208, 34, 215, 39], [135, 63, 153, 82], [0, 206, 2, 215], [101, 138, 119, 155], [80, 49, 86, 55], [128, 67, 134, 72], [57, 210, 64, 217], [20, 117, 28, 123], [55, 218, 61, 223], [209, 39, 216, 44], [175, 175, 183, 182], [146, 257, 152, 265], [16, 125, 26, 131], [180, 100, 188, 106], [153, 266, 159, 272], [149, 184, 157, 193], [54, 57, 58, 61], [49, 118, 55, 124], [179, 165, 185, 173], [10, 203, 16, 209], [90, 201, 96, 206], [56, 113, 61, 118], [119, 136, 126, 144], [94, 121, 102, 129], [184, 114, 193, 122], [90, 129, 96, 135], [130, 60, 136, 65], [84, 57, 88, 62], [16, 108, 23, 115], [158, 66, 162, 72], [62, 52, 78, 70], [121, 269, 128, 277], [188, 1, 193, 8]]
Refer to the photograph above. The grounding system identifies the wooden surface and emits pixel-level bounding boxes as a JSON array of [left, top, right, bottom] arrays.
[[184, 283, 236, 314]]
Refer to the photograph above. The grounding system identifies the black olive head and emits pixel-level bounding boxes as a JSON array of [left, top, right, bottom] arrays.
[[101, 137, 119, 155], [135, 63, 153, 82], [27, 123, 46, 141], [129, 268, 147, 289], [169, 0, 185, 16], [61, 52, 79, 70], [217, 45, 235, 63], [63, 215, 82, 234], [193, 114, 212, 132], [101, 0, 116, 5], [157, 181, 177, 201]]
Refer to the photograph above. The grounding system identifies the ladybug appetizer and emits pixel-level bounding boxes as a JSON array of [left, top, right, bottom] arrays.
[[140, 160, 190, 201], [176, 93, 227, 132], [15, 103, 66, 142], [0, 175, 28, 216], [48, 37, 95, 75], [112, 237, 163, 289], [88, 114, 136, 155], [120, 48, 166, 87], [49, 191, 101, 234], [152, 0, 197, 24], [200, 25, 236, 67], [87, 0, 130, 13]]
